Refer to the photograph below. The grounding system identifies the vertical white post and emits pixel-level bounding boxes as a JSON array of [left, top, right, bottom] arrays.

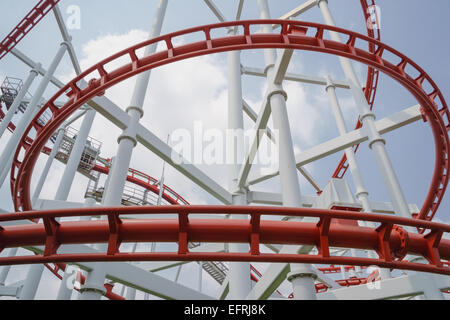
[[54, 109, 96, 200], [78, 264, 107, 300], [257, 0, 317, 299], [56, 198, 95, 300], [227, 29, 252, 299], [0, 248, 18, 285], [325, 76, 391, 279], [0, 67, 40, 139], [19, 264, 45, 300], [7, 44, 68, 301], [287, 265, 318, 300], [198, 261, 203, 293], [101, 0, 168, 207], [0, 42, 68, 187], [125, 242, 138, 300], [32, 127, 65, 205], [318, 0, 411, 220], [78, 0, 168, 300]]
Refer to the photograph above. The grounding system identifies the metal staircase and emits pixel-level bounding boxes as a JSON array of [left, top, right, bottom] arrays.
[[0, 77, 29, 113], [55, 126, 102, 180]]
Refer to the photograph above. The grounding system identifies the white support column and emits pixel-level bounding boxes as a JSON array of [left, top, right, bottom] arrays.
[[0, 67, 40, 139], [227, 29, 252, 300], [54, 109, 96, 201], [125, 242, 138, 300], [32, 127, 65, 205], [19, 264, 45, 300], [318, 0, 411, 220], [198, 261, 203, 293], [0, 42, 68, 187], [325, 77, 373, 215], [325, 76, 391, 279], [101, 0, 168, 207], [78, 264, 107, 300], [257, 0, 316, 300], [287, 264, 318, 300], [78, 0, 168, 300], [56, 269, 74, 300], [56, 198, 95, 300], [0, 248, 18, 285]]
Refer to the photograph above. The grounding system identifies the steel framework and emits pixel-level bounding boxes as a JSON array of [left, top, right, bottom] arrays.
[[0, 0, 448, 300]]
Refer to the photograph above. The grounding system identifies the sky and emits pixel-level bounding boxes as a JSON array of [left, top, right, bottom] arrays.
[[0, 0, 449, 299]]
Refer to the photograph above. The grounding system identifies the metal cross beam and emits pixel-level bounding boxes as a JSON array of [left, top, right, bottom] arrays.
[[248, 104, 424, 185], [236, 49, 294, 189]]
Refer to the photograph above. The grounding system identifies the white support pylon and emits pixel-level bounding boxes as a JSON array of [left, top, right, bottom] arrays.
[[318, 0, 412, 220], [0, 42, 68, 188], [54, 109, 96, 201], [0, 248, 18, 285], [7, 43, 69, 301], [227, 28, 252, 300], [257, 0, 317, 300], [0, 66, 39, 139], [325, 76, 391, 279], [32, 128, 65, 205], [78, 0, 169, 300]]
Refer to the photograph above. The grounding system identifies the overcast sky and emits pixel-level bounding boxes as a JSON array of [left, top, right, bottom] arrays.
[[0, 0, 449, 299]]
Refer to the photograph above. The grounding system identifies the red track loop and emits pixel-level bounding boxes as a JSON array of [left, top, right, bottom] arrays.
[[10, 20, 450, 224], [0, 206, 449, 275]]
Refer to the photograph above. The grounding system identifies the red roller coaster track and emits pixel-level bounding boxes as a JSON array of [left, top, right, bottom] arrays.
[[0, 0, 448, 299], [0, 206, 449, 275], [10, 20, 449, 224], [0, 0, 61, 61]]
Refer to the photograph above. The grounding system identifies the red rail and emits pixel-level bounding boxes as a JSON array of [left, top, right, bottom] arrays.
[[10, 20, 449, 225], [0, 206, 449, 275], [0, 0, 61, 60]]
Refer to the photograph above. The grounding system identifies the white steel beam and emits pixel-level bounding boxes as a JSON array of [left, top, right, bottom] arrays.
[[279, 0, 319, 20], [248, 104, 423, 185], [53, 4, 82, 75], [247, 191, 419, 215], [203, 0, 227, 22], [242, 66, 350, 89], [26, 244, 214, 300], [245, 244, 313, 300], [236, 49, 293, 189], [0, 284, 21, 297], [242, 100, 276, 143]]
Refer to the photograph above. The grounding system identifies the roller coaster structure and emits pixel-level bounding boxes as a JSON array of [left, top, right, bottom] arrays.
[[0, 0, 448, 300]]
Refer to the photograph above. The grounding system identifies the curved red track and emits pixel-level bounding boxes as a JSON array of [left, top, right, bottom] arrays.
[[0, 206, 448, 275], [0, 0, 61, 61], [10, 20, 449, 225], [0, 2, 448, 298]]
